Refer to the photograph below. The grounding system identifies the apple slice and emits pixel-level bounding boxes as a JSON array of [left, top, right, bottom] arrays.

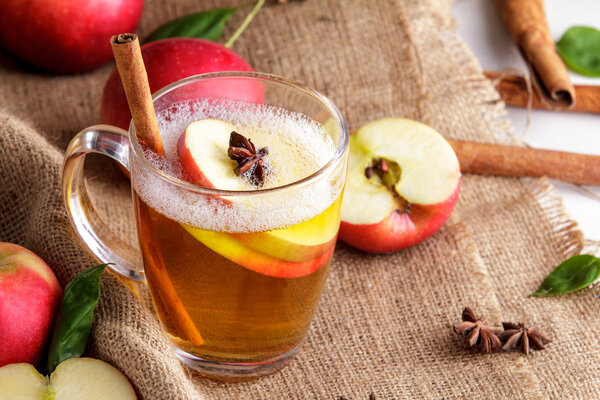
[[178, 118, 244, 189], [0, 358, 137, 400], [181, 224, 334, 278], [229, 198, 341, 262], [177, 118, 339, 268], [339, 118, 461, 253]]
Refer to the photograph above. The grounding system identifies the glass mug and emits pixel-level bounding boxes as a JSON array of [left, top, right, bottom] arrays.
[[62, 72, 349, 379]]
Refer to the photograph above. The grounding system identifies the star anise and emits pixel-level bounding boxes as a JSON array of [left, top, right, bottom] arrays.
[[453, 307, 502, 353], [498, 322, 551, 355], [228, 131, 269, 186]]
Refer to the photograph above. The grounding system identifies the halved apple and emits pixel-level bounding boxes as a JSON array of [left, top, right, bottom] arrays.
[[339, 118, 461, 253], [0, 358, 137, 400], [181, 224, 334, 278]]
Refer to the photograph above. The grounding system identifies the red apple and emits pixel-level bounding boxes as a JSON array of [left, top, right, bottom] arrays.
[[0, 0, 143, 74], [101, 38, 256, 131], [338, 118, 461, 253], [0, 242, 62, 367]]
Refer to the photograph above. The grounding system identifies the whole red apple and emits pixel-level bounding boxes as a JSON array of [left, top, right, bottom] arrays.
[[101, 38, 255, 130], [0, 0, 143, 74], [0, 242, 62, 367], [339, 118, 461, 253]]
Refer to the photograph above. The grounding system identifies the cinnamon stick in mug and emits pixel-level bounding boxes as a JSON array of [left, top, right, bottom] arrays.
[[110, 33, 164, 155], [138, 202, 204, 346], [110, 34, 203, 345], [494, 0, 575, 108]]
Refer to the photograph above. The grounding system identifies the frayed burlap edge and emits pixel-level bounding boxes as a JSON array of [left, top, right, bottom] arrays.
[[525, 177, 585, 256], [425, 10, 587, 399]]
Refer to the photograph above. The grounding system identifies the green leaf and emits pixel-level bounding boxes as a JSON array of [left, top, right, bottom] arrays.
[[46, 264, 109, 373], [144, 7, 238, 44], [530, 255, 600, 297], [556, 26, 600, 77]]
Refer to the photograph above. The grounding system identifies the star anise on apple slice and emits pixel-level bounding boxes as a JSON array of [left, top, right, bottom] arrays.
[[228, 131, 269, 186], [498, 322, 551, 355], [453, 307, 502, 353]]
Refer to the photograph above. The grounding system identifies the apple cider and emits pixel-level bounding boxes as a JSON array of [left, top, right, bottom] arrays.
[[130, 98, 345, 368], [135, 194, 341, 362]]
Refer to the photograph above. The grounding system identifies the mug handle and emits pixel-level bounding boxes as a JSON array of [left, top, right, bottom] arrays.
[[62, 125, 144, 282]]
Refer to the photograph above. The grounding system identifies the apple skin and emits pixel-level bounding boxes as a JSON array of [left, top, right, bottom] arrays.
[[0, 0, 143, 74], [0, 243, 62, 368], [338, 180, 460, 253], [101, 38, 256, 131]]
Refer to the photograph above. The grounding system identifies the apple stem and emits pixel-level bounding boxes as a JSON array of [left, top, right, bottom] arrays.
[[224, 0, 265, 48]]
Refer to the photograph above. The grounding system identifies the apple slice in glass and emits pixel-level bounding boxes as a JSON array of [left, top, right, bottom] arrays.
[[177, 118, 338, 272], [181, 225, 334, 278], [230, 199, 340, 262], [178, 118, 245, 190], [339, 118, 461, 253]]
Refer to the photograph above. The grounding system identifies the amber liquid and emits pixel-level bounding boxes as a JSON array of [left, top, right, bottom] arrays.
[[134, 192, 341, 363]]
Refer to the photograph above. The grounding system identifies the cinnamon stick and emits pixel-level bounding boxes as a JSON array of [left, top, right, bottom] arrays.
[[110, 33, 164, 155], [111, 34, 201, 344], [448, 139, 600, 186], [138, 202, 204, 347], [485, 71, 600, 114], [494, 0, 575, 108]]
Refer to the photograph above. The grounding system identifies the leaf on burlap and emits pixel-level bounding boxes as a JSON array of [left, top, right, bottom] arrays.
[[530, 255, 600, 297]]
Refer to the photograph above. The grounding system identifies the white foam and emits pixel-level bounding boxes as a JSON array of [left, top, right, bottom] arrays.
[[131, 99, 344, 233]]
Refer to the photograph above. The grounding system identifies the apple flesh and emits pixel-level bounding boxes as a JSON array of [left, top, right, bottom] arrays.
[[101, 38, 256, 131], [0, 242, 62, 368], [0, 358, 137, 399], [0, 0, 143, 74], [339, 118, 461, 253]]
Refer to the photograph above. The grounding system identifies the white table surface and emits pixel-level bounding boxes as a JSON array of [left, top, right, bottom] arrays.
[[452, 0, 600, 241]]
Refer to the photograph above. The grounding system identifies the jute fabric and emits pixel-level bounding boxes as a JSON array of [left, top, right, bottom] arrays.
[[1, 0, 598, 398]]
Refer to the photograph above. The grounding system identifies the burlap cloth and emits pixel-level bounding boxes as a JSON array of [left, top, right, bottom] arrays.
[[1, 0, 599, 398]]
